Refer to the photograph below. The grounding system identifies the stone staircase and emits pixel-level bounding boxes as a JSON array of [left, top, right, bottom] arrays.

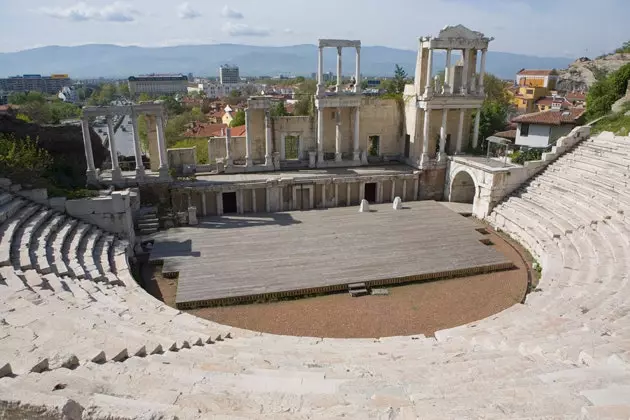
[[1, 131, 630, 418], [136, 207, 159, 235], [348, 282, 368, 297]]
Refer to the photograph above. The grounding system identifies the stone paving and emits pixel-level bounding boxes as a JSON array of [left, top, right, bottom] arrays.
[[1, 132, 630, 419]]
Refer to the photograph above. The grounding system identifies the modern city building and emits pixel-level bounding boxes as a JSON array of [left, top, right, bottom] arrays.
[[127, 74, 188, 97], [0, 74, 71, 94], [219, 65, 240, 85]]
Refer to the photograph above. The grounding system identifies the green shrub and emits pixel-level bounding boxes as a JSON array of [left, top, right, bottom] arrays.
[[509, 148, 543, 165]]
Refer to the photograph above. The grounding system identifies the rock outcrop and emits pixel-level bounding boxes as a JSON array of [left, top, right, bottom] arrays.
[[0, 114, 107, 187], [557, 53, 630, 92]]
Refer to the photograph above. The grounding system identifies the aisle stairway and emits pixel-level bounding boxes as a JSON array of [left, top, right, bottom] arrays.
[[1, 131, 630, 419]]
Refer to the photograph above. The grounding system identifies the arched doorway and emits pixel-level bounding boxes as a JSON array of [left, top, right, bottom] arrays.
[[450, 170, 476, 203]]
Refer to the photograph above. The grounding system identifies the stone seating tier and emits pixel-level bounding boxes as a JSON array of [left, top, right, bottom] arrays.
[[1, 132, 630, 418]]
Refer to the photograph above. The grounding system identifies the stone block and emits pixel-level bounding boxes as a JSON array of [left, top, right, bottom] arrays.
[[393, 197, 403, 210], [359, 199, 370, 213], [188, 207, 198, 226]]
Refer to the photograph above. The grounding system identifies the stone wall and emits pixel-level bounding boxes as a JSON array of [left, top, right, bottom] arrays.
[[273, 116, 316, 159], [167, 147, 196, 170]]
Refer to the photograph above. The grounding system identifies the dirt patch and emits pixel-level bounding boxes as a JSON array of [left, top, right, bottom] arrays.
[[148, 225, 531, 338]]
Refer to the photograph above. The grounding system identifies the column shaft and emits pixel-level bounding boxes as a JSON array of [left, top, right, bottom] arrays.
[[346, 183, 351, 206], [80, 118, 96, 178], [265, 111, 272, 166], [336, 47, 343, 92], [130, 112, 144, 176], [317, 46, 324, 96], [439, 108, 448, 154], [456, 109, 465, 153], [155, 115, 168, 172], [335, 108, 342, 162], [317, 107, 324, 163], [473, 109, 481, 149], [424, 47, 434, 95], [225, 127, 232, 162], [245, 109, 252, 166], [355, 47, 361, 93], [353, 107, 360, 161], [106, 117, 120, 171], [422, 109, 431, 155], [252, 189, 257, 213], [461, 49, 470, 95], [445, 49, 452, 93]]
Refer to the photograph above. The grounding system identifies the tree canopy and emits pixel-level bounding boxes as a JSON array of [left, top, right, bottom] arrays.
[[293, 80, 317, 117], [270, 101, 289, 117], [586, 62, 630, 119], [230, 110, 246, 127], [383, 65, 409, 98], [8, 92, 81, 125], [615, 41, 630, 54]]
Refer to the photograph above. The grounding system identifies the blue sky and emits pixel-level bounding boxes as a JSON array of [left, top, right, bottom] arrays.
[[1, 0, 628, 57]]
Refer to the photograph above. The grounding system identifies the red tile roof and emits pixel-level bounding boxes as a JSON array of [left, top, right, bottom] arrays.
[[512, 109, 586, 126], [183, 122, 247, 137], [566, 91, 587, 101], [517, 69, 558, 76], [493, 130, 517, 140], [535, 96, 573, 109]]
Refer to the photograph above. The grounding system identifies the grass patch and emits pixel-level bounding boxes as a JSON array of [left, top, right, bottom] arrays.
[[591, 111, 630, 136], [170, 138, 209, 164]]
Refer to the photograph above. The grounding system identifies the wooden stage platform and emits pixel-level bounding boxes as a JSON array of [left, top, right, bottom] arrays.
[[148, 201, 514, 308]]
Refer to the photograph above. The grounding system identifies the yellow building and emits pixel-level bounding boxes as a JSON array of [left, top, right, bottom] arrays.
[[511, 86, 550, 113], [510, 69, 559, 113]]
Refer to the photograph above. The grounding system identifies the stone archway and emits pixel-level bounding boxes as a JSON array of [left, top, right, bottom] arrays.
[[449, 170, 477, 204]]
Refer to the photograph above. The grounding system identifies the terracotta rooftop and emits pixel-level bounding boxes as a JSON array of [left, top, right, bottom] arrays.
[[512, 109, 586, 126], [183, 122, 247, 138], [493, 130, 517, 140], [516, 69, 558, 76], [566, 91, 587, 101], [535, 96, 574, 109]]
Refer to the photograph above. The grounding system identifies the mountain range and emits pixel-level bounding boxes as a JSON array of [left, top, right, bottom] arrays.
[[0, 44, 575, 80]]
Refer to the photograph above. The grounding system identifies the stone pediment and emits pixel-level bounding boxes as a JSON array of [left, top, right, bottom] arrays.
[[438, 25, 485, 41]]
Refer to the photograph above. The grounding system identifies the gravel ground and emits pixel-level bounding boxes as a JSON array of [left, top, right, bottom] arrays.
[[148, 225, 529, 338]]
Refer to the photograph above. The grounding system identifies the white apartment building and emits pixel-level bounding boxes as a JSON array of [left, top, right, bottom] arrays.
[[128, 74, 188, 97]]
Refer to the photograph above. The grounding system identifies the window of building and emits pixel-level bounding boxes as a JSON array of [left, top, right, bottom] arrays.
[[526, 89, 534, 95], [522, 100, 527, 105], [520, 124, 530, 137]]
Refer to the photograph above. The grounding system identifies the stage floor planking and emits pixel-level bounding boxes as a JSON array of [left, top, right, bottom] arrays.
[[148, 201, 512, 306]]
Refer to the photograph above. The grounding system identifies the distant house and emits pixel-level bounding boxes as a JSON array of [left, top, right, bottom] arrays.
[[510, 69, 560, 114], [511, 109, 585, 148]]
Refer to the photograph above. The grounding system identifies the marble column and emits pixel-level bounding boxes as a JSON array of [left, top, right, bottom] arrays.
[[420, 108, 431, 166], [252, 189, 257, 213], [321, 183, 327, 208], [445, 49, 452, 94], [402, 180, 407, 201], [201, 191, 207, 216], [346, 183, 351, 206], [216, 192, 224, 216], [355, 46, 361, 94], [390, 180, 396, 202], [225, 127, 233, 166], [424, 47, 434, 96], [264, 111, 272, 166], [461, 49, 470, 95], [456, 109, 465, 153], [473, 109, 481, 149], [106, 116, 122, 181], [335, 109, 342, 162], [317, 46, 324, 96], [334, 184, 339, 207], [80, 118, 97, 182], [439, 108, 448, 161], [317, 106, 324, 163], [245, 109, 252, 167], [156, 115, 169, 178], [479, 49, 487, 95], [413, 178, 419, 201], [353, 107, 360, 161], [336, 46, 343, 93], [130, 112, 144, 178], [237, 190, 244, 214]]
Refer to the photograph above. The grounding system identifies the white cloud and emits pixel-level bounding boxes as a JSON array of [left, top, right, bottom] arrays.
[[178, 2, 201, 19], [40, 2, 139, 22], [283, 28, 294, 34], [221, 5, 244, 19], [222, 22, 270, 37]]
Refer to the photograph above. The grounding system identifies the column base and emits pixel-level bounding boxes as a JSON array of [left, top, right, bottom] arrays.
[[353, 151, 361, 162], [158, 166, 170, 180], [111, 168, 123, 182], [420, 153, 431, 168], [225, 158, 233, 167], [437, 152, 448, 162], [335, 152, 342, 162], [135, 166, 145, 179], [308, 151, 317, 169], [86, 169, 98, 184], [245, 158, 253, 167], [317, 152, 324, 163], [265, 155, 273, 167], [360, 151, 368, 165]]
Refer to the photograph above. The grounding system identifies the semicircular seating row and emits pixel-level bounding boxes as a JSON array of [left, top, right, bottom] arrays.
[[0, 131, 630, 419]]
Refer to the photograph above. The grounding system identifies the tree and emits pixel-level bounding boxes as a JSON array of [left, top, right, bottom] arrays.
[[229, 90, 242, 98], [117, 83, 130, 98], [483, 74, 511, 107], [475, 100, 508, 147], [615, 41, 630, 54], [137, 93, 152, 102], [0, 134, 53, 185], [230, 110, 246, 127], [587, 62, 630, 119], [383, 64, 408, 98], [270, 101, 288, 117], [293, 79, 317, 116]]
